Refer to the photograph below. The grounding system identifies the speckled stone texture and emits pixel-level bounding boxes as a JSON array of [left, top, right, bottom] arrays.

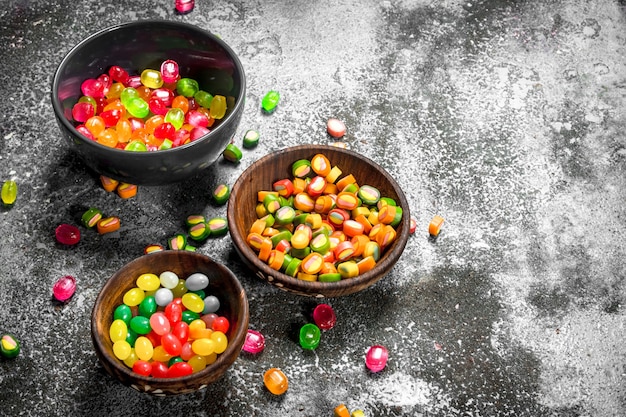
[[1, 1, 625, 416]]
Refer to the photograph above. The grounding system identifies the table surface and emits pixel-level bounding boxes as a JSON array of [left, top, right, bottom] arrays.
[[1, 1, 625, 416]]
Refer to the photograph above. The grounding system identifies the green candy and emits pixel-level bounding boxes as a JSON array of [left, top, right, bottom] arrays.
[[113, 304, 132, 325], [176, 78, 200, 98], [261, 90, 280, 113], [81, 207, 103, 228], [242, 129, 260, 148], [207, 217, 228, 237], [0, 334, 20, 358], [222, 143, 243, 163], [212, 183, 231, 205], [138, 296, 157, 317], [193, 90, 213, 108], [129, 316, 151, 335]]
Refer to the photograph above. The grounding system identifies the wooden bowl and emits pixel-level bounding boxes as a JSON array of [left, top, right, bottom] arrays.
[[227, 144, 410, 297], [91, 251, 249, 396]]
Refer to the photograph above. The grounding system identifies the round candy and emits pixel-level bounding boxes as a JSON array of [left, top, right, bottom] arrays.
[[242, 329, 265, 354], [312, 304, 336, 330], [242, 129, 260, 148], [263, 368, 288, 395], [52, 275, 76, 302], [222, 143, 242, 163], [55, 224, 80, 245], [365, 344, 388, 372], [154, 287, 174, 307], [299, 323, 321, 350]]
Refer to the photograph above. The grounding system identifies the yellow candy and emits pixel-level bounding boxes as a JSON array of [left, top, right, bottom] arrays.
[[192, 338, 216, 356], [211, 331, 228, 354], [113, 340, 131, 360], [109, 319, 128, 343], [188, 355, 207, 373], [136, 273, 160, 291], [134, 336, 154, 361], [122, 287, 145, 307]]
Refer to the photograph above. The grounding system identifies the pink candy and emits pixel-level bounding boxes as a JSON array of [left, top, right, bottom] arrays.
[[242, 329, 265, 354], [55, 224, 80, 245], [312, 304, 337, 330], [53, 275, 76, 302], [365, 345, 388, 372]]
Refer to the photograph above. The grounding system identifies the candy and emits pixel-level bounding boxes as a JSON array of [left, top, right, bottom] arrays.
[[202, 295, 220, 314], [263, 368, 288, 395], [261, 90, 280, 113], [299, 323, 321, 350], [312, 304, 336, 330], [209, 95, 227, 119], [81, 208, 103, 228], [144, 243, 165, 254], [207, 217, 228, 236], [175, 0, 195, 13], [327, 118, 347, 138], [117, 183, 137, 199], [185, 272, 209, 291], [351, 410, 365, 417], [52, 275, 76, 302], [97, 216, 120, 234], [365, 345, 388, 372], [212, 183, 231, 205], [55, 223, 80, 245], [0, 334, 20, 358], [334, 404, 350, 417], [242, 129, 260, 148], [0, 180, 17, 207], [429, 214, 445, 237], [222, 143, 243, 163], [242, 329, 265, 354], [168, 234, 187, 250]]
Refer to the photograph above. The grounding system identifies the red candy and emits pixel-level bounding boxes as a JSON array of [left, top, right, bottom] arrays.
[[55, 224, 80, 245], [312, 304, 336, 330], [52, 275, 77, 302], [212, 316, 230, 333], [167, 361, 193, 378]]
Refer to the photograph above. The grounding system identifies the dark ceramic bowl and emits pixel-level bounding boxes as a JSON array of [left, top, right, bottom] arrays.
[[91, 251, 249, 396], [51, 20, 246, 185], [227, 144, 410, 298]]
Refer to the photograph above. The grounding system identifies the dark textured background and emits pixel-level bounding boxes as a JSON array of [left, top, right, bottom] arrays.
[[1, 1, 625, 416]]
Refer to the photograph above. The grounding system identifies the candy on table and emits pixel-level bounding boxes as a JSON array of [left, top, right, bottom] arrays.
[[212, 183, 231, 205], [55, 223, 81, 245], [261, 90, 280, 113], [144, 243, 165, 254], [299, 323, 321, 350], [365, 344, 388, 372], [100, 175, 119, 192], [53, 275, 76, 302], [1, 180, 18, 207], [81, 207, 103, 228], [0, 334, 20, 358], [116, 183, 137, 199], [222, 143, 243, 163], [207, 217, 228, 236], [188, 221, 210, 242], [263, 368, 288, 395], [428, 214, 445, 237], [312, 303, 336, 330], [351, 410, 365, 417], [175, 0, 195, 14], [242, 129, 260, 148], [334, 404, 350, 417], [327, 118, 347, 138], [97, 216, 121, 234], [168, 234, 187, 250], [409, 216, 417, 234], [242, 329, 265, 354]]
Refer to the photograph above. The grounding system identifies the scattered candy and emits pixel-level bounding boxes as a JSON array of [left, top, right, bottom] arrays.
[[117, 183, 138, 199], [81, 208, 103, 228], [100, 175, 119, 192], [223, 143, 243, 163], [263, 367, 288, 395], [55, 224, 81, 245], [52, 275, 77, 302], [175, 0, 195, 14], [365, 344, 388, 372], [97, 216, 121, 234], [144, 243, 165, 254], [312, 304, 336, 330], [242, 329, 265, 354], [409, 216, 417, 234], [212, 183, 231, 205], [0, 334, 20, 358], [351, 410, 365, 417], [327, 118, 347, 138], [428, 214, 445, 237], [261, 90, 280, 113], [1, 180, 18, 207], [299, 323, 321, 350], [242, 129, 260, 148], [334, 404, 350, 417]]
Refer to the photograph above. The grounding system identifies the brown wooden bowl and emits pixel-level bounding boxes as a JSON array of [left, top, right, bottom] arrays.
[[91, 251, 249, 396], [227, 144, 410, 297]]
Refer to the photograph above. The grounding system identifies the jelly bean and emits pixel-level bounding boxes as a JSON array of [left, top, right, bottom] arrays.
[[191, 338, 215, 356], [172, 321, 190, 343], [299, 323, 321, 350], [185, 110, 210, 127], [167, 361, 193, 378], [133, 359, 153, 376], [261, 90, 280, 113], [182, 310, 200, 324], [114, 304, 132, 325], [0, 334, 20, 358], [136, 273, 160, 292], [168, 356, 184, 367], [171, 95, 190, 114], [149, 312, 171, 336], [81, 207, 102, 228], [113, 340, 132, 360], [138, 296, 157, 317], [161, 333, 183, 356], [81, 78, 105, 98], [165, 300, 183, 323], [209, 95, 227, 119], [125, 97, 150, 118], [158, 271, 178, 289], [185, 272, 209, 291], [365, 345, 388, 372], [263, 368, 288, 395], [109, 319, 128, 343], [176, 78, 199, 98], [188, 355, 206, 373], [242, 129, 260, 148], [202, 295, 220, 314], [124, 140, 148, 152], [212, 316, 230, 334], [152, 345, 172, 363], [193, 90, 213, 108], [151, 361, 169, 378], [55, 223, 80, 245], [52, 275, 76, 302], [200, 313, 218, 329], [129, 315, 152, 335], [242, 329, 265, 354], [123, 287, 145, 307], [211, 331, 228, 354], [313, 304, 336, 330], [154, 287, 174, 307], [135, 336, 154, 361], [126, 328, 138, 346], [222, 143, 242, 163]]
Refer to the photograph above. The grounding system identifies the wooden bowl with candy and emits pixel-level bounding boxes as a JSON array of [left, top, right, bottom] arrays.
[[227, 144, 410, 298], [91, 251, 249, 396]]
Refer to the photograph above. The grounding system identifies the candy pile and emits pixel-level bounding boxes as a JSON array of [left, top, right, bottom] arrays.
[[72, 59, 229, 151], [109, 270, 230, 378], [246, 153, 403, 282]]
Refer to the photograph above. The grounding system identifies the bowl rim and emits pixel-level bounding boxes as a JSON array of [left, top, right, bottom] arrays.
[[227, 144, 411, 297], [90, 250, 250, 387], [51, 19, 247, 156]]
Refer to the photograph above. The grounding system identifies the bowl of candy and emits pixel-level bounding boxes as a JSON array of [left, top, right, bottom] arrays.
[[227, 144, 410, 298], [51, 20, 246, 185], [91, 251, 249, 396]]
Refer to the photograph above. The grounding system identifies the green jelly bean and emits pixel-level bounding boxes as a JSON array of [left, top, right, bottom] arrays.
[[194, 90, 213, 108], [113, 304, 132, 325], [1, 180, 17, 207], [181, 310, 200, 324], [124, 140, 148, 152], [125, 328, 138, 346], [129, 315, 151, 335], [165, 108, 185, 130], [138, 296, 157, 317]]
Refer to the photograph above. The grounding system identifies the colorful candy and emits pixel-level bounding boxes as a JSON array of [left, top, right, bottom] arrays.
[[0, 334, 20, 358], [55, 223, 80, 245], [299, 323, 321, 350], [263, 368, 288, 395], [327, 118, 347, 138], [52, 275, 76, 302], [242, 329, 265, 354], [212, 183, 231, 205], [428, 214, 445, 237], [312, 304, 336, 330], [261, 90, 280, 113], [97, 216, 121, 234], [365, 344, 388, 372], [81, 208, 103, 228], [223, 143, 243, 163], [242, 129, 260, 148]]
